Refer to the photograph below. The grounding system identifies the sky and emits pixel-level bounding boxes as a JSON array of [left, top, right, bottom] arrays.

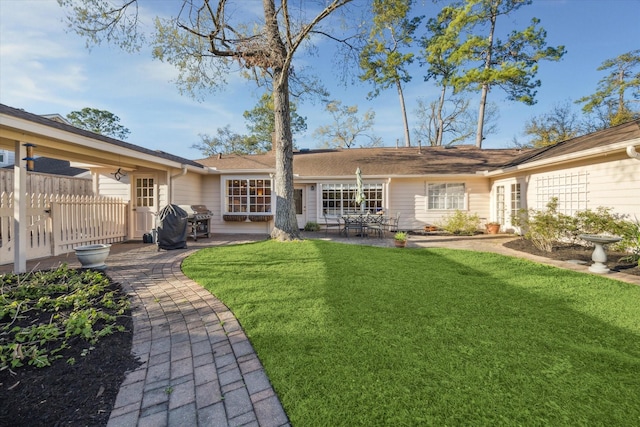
[[1, 0, 639, 161]]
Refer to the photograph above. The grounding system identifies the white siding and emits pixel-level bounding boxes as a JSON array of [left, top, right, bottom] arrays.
[[97, 173, 130, 200], [389, 177, 489, 231], [171, 172, 202, 205]]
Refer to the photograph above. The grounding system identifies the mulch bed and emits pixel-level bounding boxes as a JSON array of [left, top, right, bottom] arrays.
[[0, 281, 141, 427], [503, 237, 640, 277], [0, 238, 637, 426]]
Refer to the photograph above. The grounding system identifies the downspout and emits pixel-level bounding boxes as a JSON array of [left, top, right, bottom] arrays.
[[627, 145, 640, 160], [170, 164, 188, 203]]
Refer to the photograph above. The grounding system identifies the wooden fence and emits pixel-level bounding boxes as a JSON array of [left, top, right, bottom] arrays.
[[0, 192, 129, 265], [0, 169, 93, 195]]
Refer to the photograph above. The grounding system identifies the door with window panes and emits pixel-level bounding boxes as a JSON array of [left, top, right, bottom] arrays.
[[133, 175, 157, 238], [494, 182, 522, 230], [294, 186, 306, 229]]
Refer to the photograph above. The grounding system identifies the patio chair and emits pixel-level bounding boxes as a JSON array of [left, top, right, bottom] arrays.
[[343, 215, 365, 238], [365, 214, 385, 238], [323, 213, 342, 236], [387, 212, 401, 232]]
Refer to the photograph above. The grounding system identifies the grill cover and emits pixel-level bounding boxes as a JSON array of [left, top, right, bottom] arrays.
[[156, 204, 188, 250]]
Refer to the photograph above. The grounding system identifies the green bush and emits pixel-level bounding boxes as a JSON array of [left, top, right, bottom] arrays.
[[619, 217, 640, 267], [304, 221, 320, 231], [517, 198, 574, 252], [517, 198, 633, 253], [439, 210, 480, 236]]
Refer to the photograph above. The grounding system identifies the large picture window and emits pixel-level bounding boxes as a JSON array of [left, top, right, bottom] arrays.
[[322, 183, 383, 215], [226, 178, 272, 214], [427, 183, 465, 210]]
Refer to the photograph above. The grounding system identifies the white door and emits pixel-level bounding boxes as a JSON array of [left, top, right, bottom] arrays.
[[132, 175, 157, 238], [294, 187, 306, 229]]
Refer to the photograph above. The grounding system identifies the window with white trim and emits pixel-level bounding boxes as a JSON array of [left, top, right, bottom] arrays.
[[510, 183, 522, 221], [535, 172, 588, 215], [322, 183, 383, 215], [427, 183, 465, 210], [225, 178, 272, 213], [496, 185, 505, 224]]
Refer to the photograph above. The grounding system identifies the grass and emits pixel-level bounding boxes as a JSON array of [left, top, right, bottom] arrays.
[[182, 240, 640, 426]]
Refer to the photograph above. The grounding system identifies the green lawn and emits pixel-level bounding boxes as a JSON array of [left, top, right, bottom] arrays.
[[182, 240, 640, 426]]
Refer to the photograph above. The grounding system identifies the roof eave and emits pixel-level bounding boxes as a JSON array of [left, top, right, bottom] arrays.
[[485, 138, 640, 176]]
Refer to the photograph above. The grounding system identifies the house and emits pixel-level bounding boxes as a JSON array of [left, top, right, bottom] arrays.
[[1, 102, 639, 271]]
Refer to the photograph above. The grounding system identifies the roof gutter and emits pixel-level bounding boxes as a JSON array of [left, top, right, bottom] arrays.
[[627, 145, 640, 160], [485, 138, 640, 176]]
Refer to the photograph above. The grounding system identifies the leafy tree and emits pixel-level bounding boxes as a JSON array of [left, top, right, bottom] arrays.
[[432, 0, 565, 148], [420, 3, 463, 146], [191, 126, 250, 157], [519, 102, 582, 148], [313, 100, 382, 148], [58, 0, 355, 241], [576, 49, 640, 127], [359, 0, 421, 147], [192, 93, 307, 156], [66, 107, 130, 140], [242, 93, 307, 152]]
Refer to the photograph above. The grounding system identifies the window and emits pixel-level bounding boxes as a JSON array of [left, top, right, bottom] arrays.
[[510, 183, 522, 221], [135, 178, 155, 207], [496, 185, 505, 224], [226, 178, 272, 213], [322, 183, 383, 215], [427, 183, 465, 210], [535, 172, 588, 215]]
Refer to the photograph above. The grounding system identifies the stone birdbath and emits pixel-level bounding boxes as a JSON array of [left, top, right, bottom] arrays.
[[579, 234, 622, 274]]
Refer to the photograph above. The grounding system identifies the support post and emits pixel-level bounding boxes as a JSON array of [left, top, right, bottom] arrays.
[[13, 140, 27, 273]]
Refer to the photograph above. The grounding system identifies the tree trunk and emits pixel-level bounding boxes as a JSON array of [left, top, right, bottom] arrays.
[[436, 85, 447, 146], [475, 2, 498, 149], [271, 72, 300, 241], [264, 0, 299, 241], [396, 78, 411, 147], [475, 83, 488, 148]]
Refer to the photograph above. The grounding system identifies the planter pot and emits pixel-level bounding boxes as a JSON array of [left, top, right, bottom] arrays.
[[394, 240, 407, 248], [74, 244, 112, 269], [485, 224, 500, 234]]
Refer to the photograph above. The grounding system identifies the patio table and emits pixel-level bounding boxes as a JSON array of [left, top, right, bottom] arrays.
[[342, 214, 387, 238]]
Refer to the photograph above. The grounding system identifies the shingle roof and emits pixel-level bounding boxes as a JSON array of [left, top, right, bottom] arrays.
[[0, 104, 203, 169], [197, 145, 529, 176], [504, 119, 640, 167], [31, 157, 89, 176]]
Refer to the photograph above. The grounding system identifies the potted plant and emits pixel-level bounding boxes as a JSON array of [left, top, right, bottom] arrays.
[[485, 222, 501, 234], [394, 231, 408, 247]]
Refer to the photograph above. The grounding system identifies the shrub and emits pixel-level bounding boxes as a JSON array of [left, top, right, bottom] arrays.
[[304, 221, 320, 232], [439, 210, 480, 236], [517, 198, 632, 253], [517, 198, 573, 252], [619, 217, 640, 267]]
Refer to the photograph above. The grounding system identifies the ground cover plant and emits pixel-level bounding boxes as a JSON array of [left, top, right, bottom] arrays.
[[183, 240, 640, 426], [0, 265, 139, 426]]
